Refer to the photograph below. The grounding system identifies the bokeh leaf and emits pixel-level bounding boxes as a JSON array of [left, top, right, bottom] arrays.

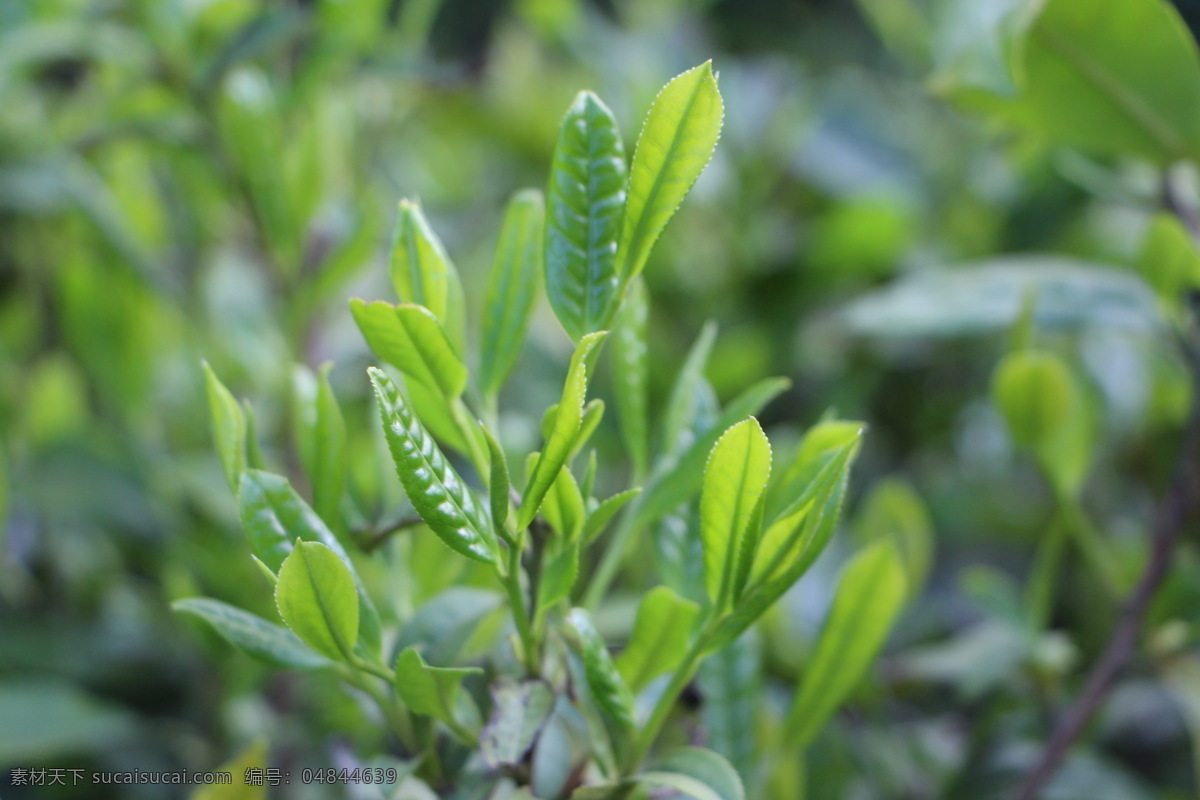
[[481, 680, 556, 768], [481, 188, 544, 395], [174, 597, 330, 670], [616, 586, 700, 694]]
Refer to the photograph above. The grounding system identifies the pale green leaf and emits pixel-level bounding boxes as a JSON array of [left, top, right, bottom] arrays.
[[203, 362, 246, 491], [638, 747, 744, 800], [173, 598, 330, 669], [481, 188, 544, 395], [783, 540, 907, 748], [546, 91, 627, 340], [481, 680, 556, 768], [351, 299, 468, 399], [701, 418, 772, 609], [659, 321, 717, 461], [393, 647, 481, 727], [855, 478, 935, 598], [1137, 212, 1200, 302], [519, 331, 608, 529], [583, 488, 641, 545], [615, 586, 699, 694], [542, 464, 585, 540], [274, 541, 359, 662], [293, 363, 347, 526], [618, 61, 724, 283]]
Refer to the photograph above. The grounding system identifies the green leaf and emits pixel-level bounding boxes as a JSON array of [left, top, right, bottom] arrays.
[[542, 464, 585, 540], [519, 331, 608, 529], [235, 469, 381, 653], [783, 540, 907, 749], [638, 747, 745, 800], [855, 478, 935, 598], [612, 276, 650, 477], [660, 322, 718, 461], [389, 198, 466, 346], [1137, 212, 1200, 304], [545, 91, 627, 340], [173, 598, 330, 669], [293, 363, 347, 526], [393, 647, 481, 728], [481, 680, 556, 768], [712, 437, 861, 650], [369, 368, 497, 563], [617, 61, 724, 284], [637, 378, 790, 529], [237, 469, 347, 573], [407, 376, 472, 454], [583, 488, 642, 545], [480, 188, 544, 395], [564, 608, 635, 730], [615, 586, 700, 694], [769, 420, 866, 519], [481, 422, 511, 535], [203, 362, 246, 491], [697, 632, 760, 779], [351, 299, 468, 399], [573, 399, 606, 460], [538, 541, 581, 612], [274, 541, 359, 662], [701, 418, 772, 610], [1017, 0, 1200, 164], [395, 588, 503, 666]]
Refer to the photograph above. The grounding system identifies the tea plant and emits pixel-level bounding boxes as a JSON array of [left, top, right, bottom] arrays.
[[181, 63, 911, 798]]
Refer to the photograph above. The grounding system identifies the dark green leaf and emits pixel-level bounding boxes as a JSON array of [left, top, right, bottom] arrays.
[[395, 588, 503, 666], [564, 608, 635, 730], [546, 91, 627, 340], [173, 597, 330, 669], [697, 632, 760, 779], [369, 368, 496, 563], [481, 188, 544, 395]]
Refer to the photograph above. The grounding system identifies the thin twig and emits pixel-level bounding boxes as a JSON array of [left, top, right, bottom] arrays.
[[1009, 338, 1200, 800], [355, 515, 424, 553]]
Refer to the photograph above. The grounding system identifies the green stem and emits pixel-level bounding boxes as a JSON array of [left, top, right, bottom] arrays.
[[1025, 511, 1068, 630], [340, 665, 417, 753], [623, 621, 714, 775], [1059, 494, 1122, 599], [501, 541, 541, 676]]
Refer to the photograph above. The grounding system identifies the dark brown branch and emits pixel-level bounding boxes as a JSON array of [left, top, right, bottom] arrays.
[[1009, 340, 1200, 800], [355, 515, 424, 553]]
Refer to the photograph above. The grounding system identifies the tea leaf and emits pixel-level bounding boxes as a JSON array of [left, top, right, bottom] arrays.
[[390, 198, 466, 346], [697, 632, 760, 779], [275, 541, 359, 662], [481, 422, 511, 535], [203, 362, 246, 491], [618, 61, 723, 284], [616, 586, 699, 694], [855, 478, 935, 598], [637, 377, 790, 528], [1018, 0, 1200, 164], [293, 363, 346, 527], [660, 322, 718, 461], [395, 588, 503, 666], [369, 368, 496, 563], [173, 598, 330, 670], [701, 417, 771, 609], [519, 332, 608, 529], [481, 189, 544, 395], [481, 680, 556, 768], [542, 464, 585, 541], [783, 540, 906, 749], [394, 647, 481, 728], [564, 608, 635, 730], [546, 91, 627, 340], [612, 276, 650, 477], [351, 300, 467, 399], [638, 747, 745, 800], [538, 541, 581, 612], [583, 488, 641, 545]]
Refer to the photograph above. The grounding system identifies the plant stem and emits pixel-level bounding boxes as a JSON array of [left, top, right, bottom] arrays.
[[501, 540, 540, 676], [623, 621, 715, 775], [340, 665, 417, 753], [1025, 511, 1068, 630], [1009, 340, 1200, 800]]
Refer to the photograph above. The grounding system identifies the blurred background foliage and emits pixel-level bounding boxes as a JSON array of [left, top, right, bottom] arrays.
[[4, 0, 1200, 797]]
